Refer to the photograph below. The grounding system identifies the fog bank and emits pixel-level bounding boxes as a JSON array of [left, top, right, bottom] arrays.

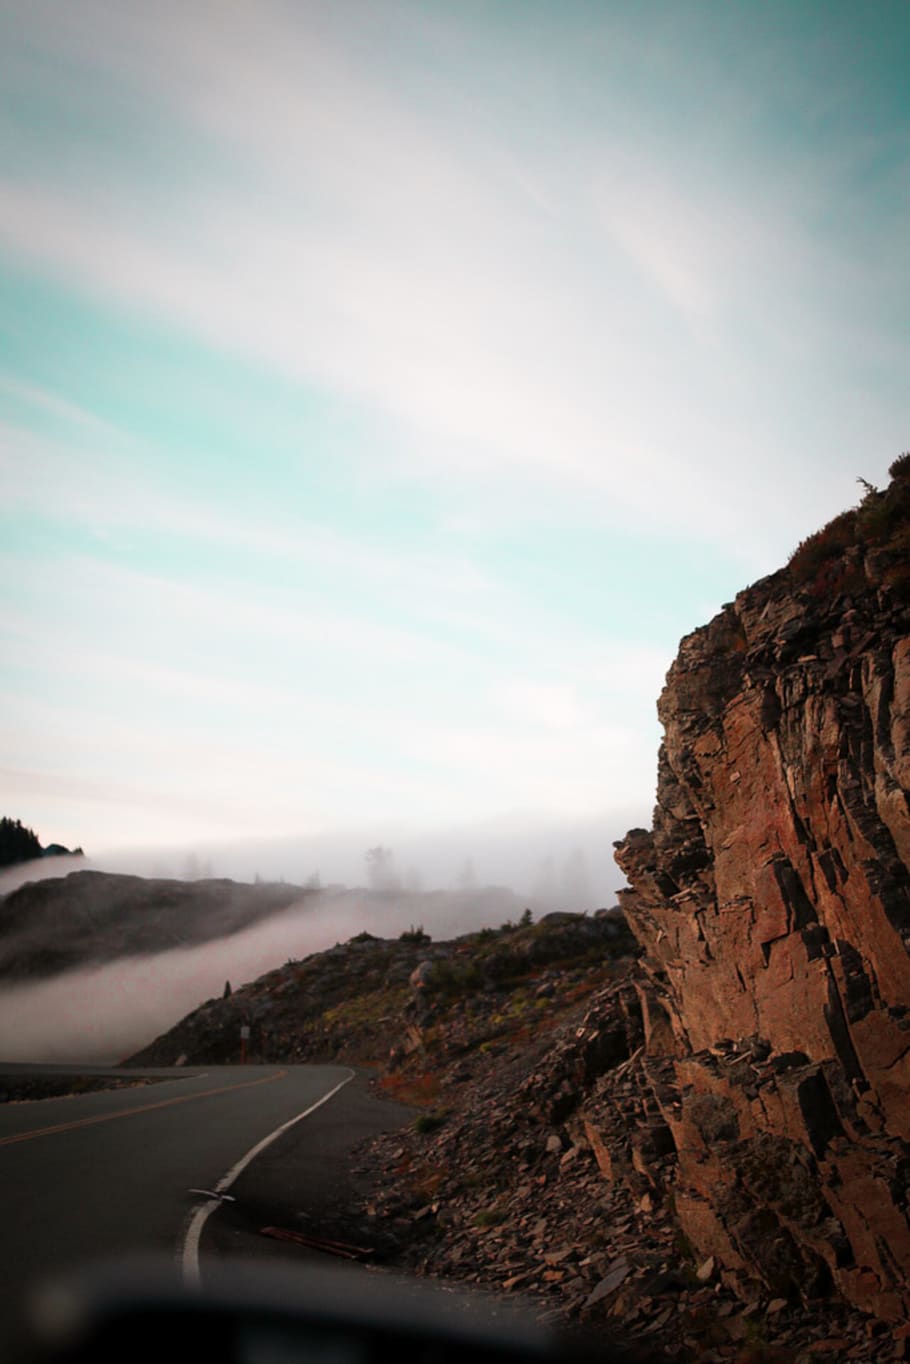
[[0, 855, 87, 897], [87, 808, 643, 907], [0, 884, 528, 1064]]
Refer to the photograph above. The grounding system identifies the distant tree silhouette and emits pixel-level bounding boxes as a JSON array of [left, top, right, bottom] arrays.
[[533, 855, 557, 905], [561, 847, 591, 906], [365, 846, 400, 892], [0, 817, 42, 868], [457, 858, 477, 890]]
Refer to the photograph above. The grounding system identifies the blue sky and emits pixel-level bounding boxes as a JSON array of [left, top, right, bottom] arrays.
[[1, 0, 908, 862]]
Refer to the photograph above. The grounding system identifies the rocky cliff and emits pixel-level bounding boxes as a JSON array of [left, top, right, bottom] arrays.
[[614, 460, 910, 1322]]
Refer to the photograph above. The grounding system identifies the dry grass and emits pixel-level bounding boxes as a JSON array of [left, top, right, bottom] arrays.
[[379, 1069, 442, 1106]]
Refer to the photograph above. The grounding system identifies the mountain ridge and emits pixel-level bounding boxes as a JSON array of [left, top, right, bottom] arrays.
[[0, 871, 315, 981]]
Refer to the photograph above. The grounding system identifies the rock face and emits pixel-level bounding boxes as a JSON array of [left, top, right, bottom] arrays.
[[615, 468, 910, 1321]]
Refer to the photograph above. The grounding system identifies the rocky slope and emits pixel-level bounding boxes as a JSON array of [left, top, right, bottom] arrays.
[[0, 871, 314, 980], [125, 910, 636, 1067], [613, 461, 910, 1324]]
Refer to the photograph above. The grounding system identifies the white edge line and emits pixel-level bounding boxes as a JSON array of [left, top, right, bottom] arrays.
[[180, 1068, 356, 1289]]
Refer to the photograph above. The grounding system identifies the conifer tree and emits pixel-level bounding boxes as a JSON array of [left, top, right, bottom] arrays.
[[0, 817, 43, 867]]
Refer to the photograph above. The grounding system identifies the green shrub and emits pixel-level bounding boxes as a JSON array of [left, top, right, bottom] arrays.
[[788, 509, 857, 582], [475, 1205, 508, 1228], [399, 924, 430, 944], [858, 475, 910, 545], [426, 958, 483, 996], [889, 452, 910, 481], [413, 1110, 447, 1134]]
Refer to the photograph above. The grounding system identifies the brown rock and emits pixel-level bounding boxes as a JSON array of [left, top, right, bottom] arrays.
[[583, 1118, 614, 1180], [585, 1255, 631, 1307], [615, 476, 910, 1325]]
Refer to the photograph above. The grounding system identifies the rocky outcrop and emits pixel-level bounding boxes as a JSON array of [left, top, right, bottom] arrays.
[[614, 467, 910, 1322]]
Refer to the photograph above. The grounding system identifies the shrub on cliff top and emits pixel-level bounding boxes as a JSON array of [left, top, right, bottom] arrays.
[[399, 924, 430, 944], [788, 456, 910, 591], [787, 508, 857, 582]]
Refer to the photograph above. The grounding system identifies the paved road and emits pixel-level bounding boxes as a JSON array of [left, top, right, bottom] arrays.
[[0, 1064, 402, 1352]]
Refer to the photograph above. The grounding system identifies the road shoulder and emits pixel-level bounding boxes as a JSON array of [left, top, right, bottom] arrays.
[[199, 1069, 414, 1271]]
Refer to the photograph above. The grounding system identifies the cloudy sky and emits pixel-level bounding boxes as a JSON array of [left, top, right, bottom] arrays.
[[1, 1, 908, 862]]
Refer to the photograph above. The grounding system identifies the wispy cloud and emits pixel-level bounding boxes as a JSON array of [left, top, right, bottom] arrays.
[[1, 1, 907, 855], [2, 4, 901, 548]]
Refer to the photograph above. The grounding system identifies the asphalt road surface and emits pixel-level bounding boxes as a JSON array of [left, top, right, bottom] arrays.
[[0, 1064, 410, 1354]]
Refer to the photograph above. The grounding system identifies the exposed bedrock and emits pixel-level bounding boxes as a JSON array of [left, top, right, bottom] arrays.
[[615, 486, 910, 1321]]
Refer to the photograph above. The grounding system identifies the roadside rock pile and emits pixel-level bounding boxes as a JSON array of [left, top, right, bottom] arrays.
[[361, 978, 900, 1360]]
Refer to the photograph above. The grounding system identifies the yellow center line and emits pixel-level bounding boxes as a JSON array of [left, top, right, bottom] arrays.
[[0, 1070, 288, 1148]]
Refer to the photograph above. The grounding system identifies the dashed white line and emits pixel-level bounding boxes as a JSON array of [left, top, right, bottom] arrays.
[[180, 1068, 356, 1288]]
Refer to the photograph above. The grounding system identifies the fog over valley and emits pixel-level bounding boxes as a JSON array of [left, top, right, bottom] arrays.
[[91, 810, 640, 907], [0, 812, 636, 1062], [0, 883, 527, 1063]]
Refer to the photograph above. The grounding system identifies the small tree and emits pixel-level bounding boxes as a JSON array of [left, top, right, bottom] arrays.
[[457, 858, 477, 890], [561, 847, 591, 907], [365, 846, 400, 892], [533, 855, 557, 906]]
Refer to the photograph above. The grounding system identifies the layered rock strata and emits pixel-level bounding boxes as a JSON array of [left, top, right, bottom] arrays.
[[615, 474, 910, 1320]]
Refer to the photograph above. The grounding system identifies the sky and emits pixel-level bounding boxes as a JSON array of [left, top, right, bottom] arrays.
[[1, 1, 908, 875]]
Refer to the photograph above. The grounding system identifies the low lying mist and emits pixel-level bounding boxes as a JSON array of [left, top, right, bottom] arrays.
[[0, 854, 87, 897], [0, 884, 532, 1064], [0, 810, 643, 1065], [88, 809, 641, 909]]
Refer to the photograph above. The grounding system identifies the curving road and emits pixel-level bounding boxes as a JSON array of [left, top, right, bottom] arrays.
[[0, 1064, 400, 1353]]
